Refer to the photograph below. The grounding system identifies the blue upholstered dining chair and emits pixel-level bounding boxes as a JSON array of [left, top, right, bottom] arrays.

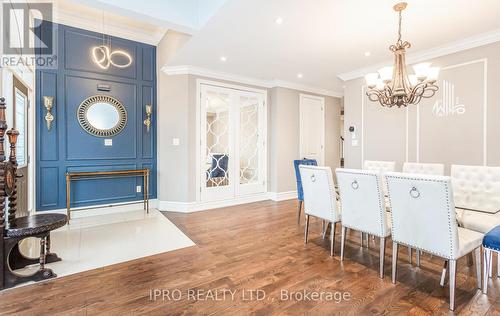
[[207, 154, 229, 186], [293, 158, 318, 223]]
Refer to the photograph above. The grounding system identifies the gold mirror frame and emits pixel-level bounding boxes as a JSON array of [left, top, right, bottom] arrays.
[[77, 95, 127, 137]]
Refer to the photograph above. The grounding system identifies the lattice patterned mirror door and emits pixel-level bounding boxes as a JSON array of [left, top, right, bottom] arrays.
[[237, 92, 266, 196], [200, 84, 267, 202]]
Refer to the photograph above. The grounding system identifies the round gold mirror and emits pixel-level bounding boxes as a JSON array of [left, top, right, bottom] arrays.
[[77, 95, 127, 137]]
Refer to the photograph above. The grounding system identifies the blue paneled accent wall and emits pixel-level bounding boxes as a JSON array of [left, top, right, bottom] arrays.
[[36, 22, 157, 211]]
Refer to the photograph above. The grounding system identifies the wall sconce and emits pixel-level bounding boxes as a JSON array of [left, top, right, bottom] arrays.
[[143, 104, 152, 133], [43, 96, 54, 131]]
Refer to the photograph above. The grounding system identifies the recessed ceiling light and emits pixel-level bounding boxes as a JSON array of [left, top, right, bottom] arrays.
[[275, 17, 283, 25], [364, 51, 371, 57], [297, 73, 303, 78], [220, 56, 227, 62]]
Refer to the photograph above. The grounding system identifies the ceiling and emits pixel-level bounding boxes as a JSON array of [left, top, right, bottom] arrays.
[[166, 0, 500, 94], [71, 0, 227, 34]]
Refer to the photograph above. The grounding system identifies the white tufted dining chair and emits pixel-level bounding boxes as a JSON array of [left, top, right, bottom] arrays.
[[362, 161, 396, 244], [403, 162, 445, 176], [451, 164, 500, 277], [363, 160, 396, 196], [299, 165, 341, 256], [402, 162, 445, 266], [385, 172, 483, 311], [336, 169, 391, 278]]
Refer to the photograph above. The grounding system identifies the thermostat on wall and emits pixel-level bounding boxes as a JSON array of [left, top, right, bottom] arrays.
[[104, 139, 113, 146]]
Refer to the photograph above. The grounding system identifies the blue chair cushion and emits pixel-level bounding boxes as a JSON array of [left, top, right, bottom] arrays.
[[293, 159, 318, 201], [483, 226, 500, 251]]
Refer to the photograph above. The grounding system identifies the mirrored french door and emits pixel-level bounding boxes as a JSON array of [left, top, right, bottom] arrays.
[[200, 84, 267, 201]]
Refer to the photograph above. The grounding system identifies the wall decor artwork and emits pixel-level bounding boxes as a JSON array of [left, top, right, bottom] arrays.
[[432, 80, 466, 117], [77, 95, 127, 137]]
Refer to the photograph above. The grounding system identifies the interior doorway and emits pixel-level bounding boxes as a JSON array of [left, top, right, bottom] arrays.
[[13, 76, 29, 217], [198, 82, 267, 202], [299, 94, 325, 165]]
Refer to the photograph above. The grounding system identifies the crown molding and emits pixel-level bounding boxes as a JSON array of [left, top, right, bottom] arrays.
[[53, 7, 167, 45], [271, 80, 343, 98], [338, 28, 500, 82], [162, 65, 343, 98]]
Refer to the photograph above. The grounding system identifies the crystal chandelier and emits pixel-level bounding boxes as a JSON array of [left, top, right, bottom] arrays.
[[365, 2, 439, 108]]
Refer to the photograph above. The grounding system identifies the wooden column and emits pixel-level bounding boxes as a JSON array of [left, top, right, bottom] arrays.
[[0, 97, 7, 289], [6, 129, 19, 225]]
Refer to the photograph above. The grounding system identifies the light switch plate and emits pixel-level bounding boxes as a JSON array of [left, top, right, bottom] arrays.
[[351, 139, 359, 147], [104, 139, 113, 146], [172, 138, 180, 146], [136, 185, 141, 193]]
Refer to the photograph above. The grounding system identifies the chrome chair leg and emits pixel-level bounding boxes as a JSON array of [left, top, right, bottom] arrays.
[[475, 247, 482, 289], [297, 200, 303, 224], [497, 252, 500, 278], [330, 222, 336, 257], [365, 233, 370, 249], [360, 232, 364, 247], [392, 242, 398, 284], [379, 237, 386, 278], [304, 215, 310, 244], [484, 248, 492, 294], [489, 255, 493, 278], [416, 250, 420, 267], [449, 259, 457, 311], [440, 261, 448, 287], [408, 247, 412, 264], [340, 226, 346, 261]]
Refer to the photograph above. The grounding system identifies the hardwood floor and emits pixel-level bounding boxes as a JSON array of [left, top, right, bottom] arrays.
[[1, 199, 499, 315]]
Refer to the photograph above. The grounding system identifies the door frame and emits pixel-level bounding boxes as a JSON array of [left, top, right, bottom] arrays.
[[195, 79, 267, 202], [299, 93, 325, 165], [3, 68, 35, 214]]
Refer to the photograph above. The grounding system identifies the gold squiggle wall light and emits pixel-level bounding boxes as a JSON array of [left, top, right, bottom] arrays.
[[91, 45, 132, 70]]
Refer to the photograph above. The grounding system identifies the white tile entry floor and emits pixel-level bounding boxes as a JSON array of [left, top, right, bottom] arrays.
[[14, 209, 194, 283]]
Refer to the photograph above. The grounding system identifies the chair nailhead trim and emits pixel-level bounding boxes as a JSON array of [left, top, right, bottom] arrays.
[[484, 246, 500, 252], [337, 170, 388, 237], [386, 175, 455, 259]]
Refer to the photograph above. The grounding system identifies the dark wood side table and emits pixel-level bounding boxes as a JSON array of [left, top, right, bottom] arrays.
[[3, 213, 67, 289], [65, 169, 150, 221]]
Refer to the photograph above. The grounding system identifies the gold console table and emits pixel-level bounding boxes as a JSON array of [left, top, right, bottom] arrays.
[[65, 169, 150, 221]]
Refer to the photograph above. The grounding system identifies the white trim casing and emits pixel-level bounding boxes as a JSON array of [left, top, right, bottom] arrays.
[[163, 65, 343, 98], [361, 85, 365, 166]]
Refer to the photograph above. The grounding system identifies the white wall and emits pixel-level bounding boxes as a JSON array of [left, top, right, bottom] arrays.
[[343, 41, 500, 173]]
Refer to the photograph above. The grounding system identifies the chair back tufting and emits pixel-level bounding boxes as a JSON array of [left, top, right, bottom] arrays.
[[451, 165, 500, 214], [363, 160, 396, 173], [403, 162, 444, 176]]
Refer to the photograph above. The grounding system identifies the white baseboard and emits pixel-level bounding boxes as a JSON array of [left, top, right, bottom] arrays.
[[158, 192, 270, 213], [268, 190, 297, 202], [159, 191, 297, 213], [38, 199, 159, 218]]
